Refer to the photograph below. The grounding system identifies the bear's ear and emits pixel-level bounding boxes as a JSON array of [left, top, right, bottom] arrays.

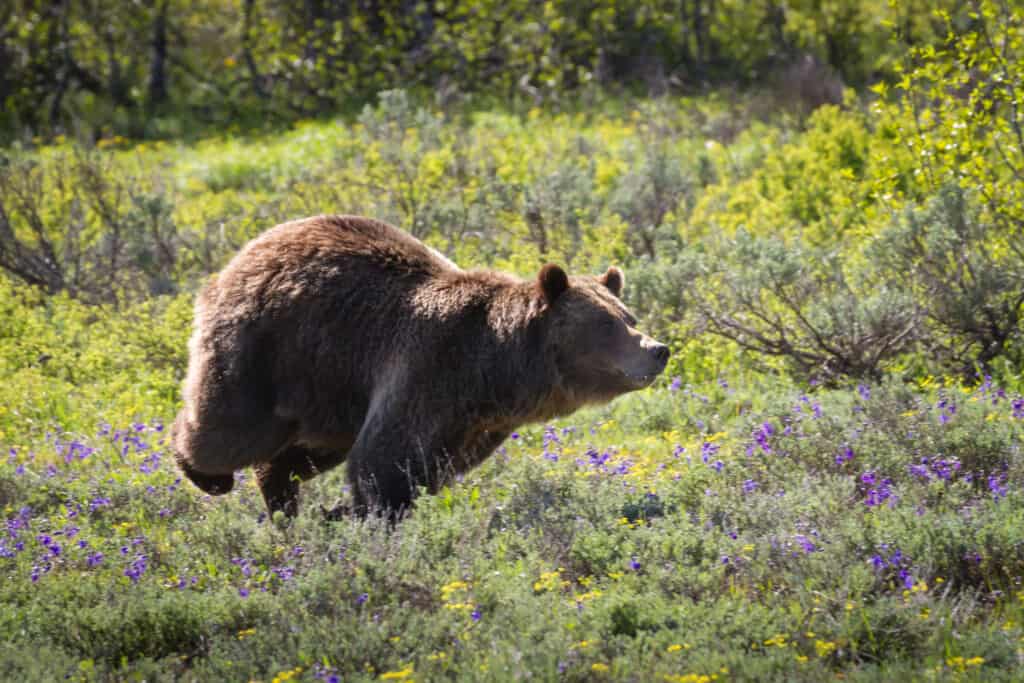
[[538, 263, 570, 303], [600, 266, 624, 298]]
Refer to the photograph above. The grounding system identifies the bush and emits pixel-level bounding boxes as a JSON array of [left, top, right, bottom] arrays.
[[873, 185, 1024, 378]]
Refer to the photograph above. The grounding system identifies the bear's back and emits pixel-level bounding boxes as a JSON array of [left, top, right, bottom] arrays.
[[246, 214, 455, 276]]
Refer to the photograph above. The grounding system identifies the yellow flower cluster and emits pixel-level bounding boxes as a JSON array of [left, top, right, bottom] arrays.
[[533, 568, 569, 593], [945, 656, 984, 672], [440, 579, 476, 613], [379, 665, 415, 680], [270, 666, 302, 683], [814, 640, 837, 658]]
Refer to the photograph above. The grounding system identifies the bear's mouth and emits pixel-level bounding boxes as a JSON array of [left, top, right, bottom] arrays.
[[623, 371, 659, 388]]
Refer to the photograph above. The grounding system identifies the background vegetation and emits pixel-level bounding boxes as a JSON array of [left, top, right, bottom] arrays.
[[2, 0, 1024, 680]]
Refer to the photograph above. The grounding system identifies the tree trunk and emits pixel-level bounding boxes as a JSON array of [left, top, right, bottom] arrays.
[[242, 0, 266, 99], [148, 0, 169, 110]]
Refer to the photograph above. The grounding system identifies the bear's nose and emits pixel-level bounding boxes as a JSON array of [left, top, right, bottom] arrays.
[[652, 344, 670, 365]]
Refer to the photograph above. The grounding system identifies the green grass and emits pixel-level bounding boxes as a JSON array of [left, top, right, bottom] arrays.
[[2, 371, 1023, 681]]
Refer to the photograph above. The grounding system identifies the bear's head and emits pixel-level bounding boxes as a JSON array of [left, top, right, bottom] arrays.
[[537, 263, 670, 406]]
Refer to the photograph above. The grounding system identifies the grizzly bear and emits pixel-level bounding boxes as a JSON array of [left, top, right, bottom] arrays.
[[171, 215, 669, 518]]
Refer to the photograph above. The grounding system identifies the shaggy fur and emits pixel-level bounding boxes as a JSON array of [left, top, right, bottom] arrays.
[[172, 215, 669, 517]]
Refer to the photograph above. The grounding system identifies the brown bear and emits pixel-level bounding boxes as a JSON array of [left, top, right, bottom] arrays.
[[171, 215, 669, 518]]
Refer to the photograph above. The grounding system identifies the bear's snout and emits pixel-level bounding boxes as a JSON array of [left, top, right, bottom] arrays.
[[651, 343, 670, 366]]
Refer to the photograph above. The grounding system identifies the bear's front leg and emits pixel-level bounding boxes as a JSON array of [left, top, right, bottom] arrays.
[[345, 420, 452, 521], [255, 445, 348, 517]]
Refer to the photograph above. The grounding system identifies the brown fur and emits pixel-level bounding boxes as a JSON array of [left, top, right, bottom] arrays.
[[171, 215, 669, 518]]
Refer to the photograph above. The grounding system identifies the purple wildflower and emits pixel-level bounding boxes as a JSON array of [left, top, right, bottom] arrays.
[[835, 445, 854, 466], [989, 474, 1008, 500], [752, 422, 774, 454], [124, 554, 148, 583], [795, 535, 816, 553], [700, 441, 720, 463]]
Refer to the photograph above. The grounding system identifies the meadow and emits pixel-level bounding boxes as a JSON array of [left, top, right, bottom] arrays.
[[3, 3, 1024, 680]]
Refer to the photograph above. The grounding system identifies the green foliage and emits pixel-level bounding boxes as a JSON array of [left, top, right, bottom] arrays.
[[682, 230, 920, 381], [2, 0, 957, 141], [873, 185, 1024, 376]]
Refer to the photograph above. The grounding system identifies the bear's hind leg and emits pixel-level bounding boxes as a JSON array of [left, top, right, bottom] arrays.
[[255, 445, 348, 517]]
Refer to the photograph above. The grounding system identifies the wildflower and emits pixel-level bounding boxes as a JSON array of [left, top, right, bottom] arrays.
[[988, 474, 1008, 500], [629, 556, 641, 571], [835, 445, 854, 466], [937, 397, 957, 423], [124, 554, 148, 583], [669, 376, 682, 392], [379, 665, 414, 680], [356, 592, 369, 605], [471, 608, 481, 622], [908, 460, 930, 481], [1012, 397, 1024, 419], [700, 441, 719, 463], [862, 472, 894, 507], [794, 535, 816, 553], [742, 479, 758, 494], [752, 422, 774, 454], [857, 384, 871, 401]]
